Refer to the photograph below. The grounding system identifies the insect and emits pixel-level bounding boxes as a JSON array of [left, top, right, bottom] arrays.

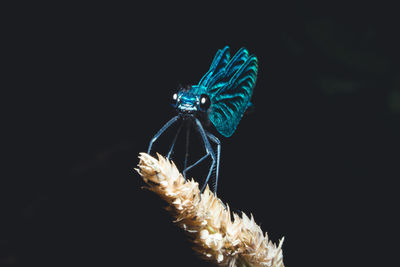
[[147, 46, 258, 195]]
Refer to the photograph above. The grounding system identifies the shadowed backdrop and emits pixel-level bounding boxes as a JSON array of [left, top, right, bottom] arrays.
[[3, 2, 399, 266]]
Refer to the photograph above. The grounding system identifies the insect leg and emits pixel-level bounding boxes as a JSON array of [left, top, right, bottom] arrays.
[[200, 158, 215, 194], [147, 115, 180, 155], [183, 123, 191, 171], [205, 131, 221, 196], [166, 123, 183, 160], [183, 153, 209, 179], [181, 124, 192, 180], [194, 118, 216, 194]]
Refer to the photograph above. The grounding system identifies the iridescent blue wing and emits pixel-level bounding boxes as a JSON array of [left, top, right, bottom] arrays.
[[198, 47, 252, 97], [198, 46, 230, 93], [222, 47, 250, 79], [208, 51, 258, 137]]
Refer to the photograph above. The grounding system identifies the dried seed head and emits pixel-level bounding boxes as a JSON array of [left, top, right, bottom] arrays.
[[136, 153, 284, 267]]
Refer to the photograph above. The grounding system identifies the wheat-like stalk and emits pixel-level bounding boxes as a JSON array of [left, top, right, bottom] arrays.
[[135, 153, 285, 267]]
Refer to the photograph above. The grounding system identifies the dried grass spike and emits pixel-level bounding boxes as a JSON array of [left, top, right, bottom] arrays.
[[136, 153, 284, 267]]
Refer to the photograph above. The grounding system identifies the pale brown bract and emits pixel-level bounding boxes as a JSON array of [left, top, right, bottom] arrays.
[[135, 153, 285, 267]]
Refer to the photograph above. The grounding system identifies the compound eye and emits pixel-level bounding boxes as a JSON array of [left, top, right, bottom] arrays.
[[199, 94, 211, 111], [171, 92, 179, 107]]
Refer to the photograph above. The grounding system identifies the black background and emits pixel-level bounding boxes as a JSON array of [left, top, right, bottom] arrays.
[[3, 2, 399, 266]]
